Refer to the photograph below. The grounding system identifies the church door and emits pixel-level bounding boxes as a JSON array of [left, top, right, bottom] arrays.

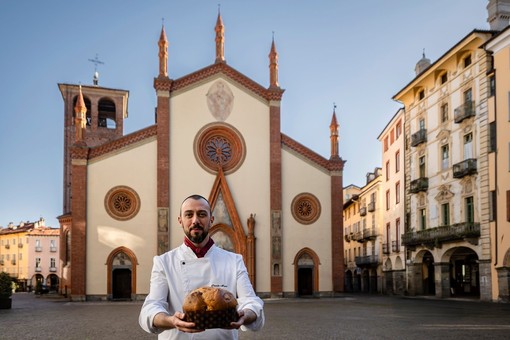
[[112, 268, 131, 300]]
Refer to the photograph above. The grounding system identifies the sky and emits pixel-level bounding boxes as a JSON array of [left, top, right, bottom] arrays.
[[0, 1, 490, 229]]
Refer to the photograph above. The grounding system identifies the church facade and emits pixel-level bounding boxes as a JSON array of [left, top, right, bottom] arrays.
[[57, 14, 345, 301]]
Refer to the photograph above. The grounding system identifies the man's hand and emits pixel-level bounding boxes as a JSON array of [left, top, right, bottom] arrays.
[[230, 309, 257, 329], [153, 311, 204, 333]]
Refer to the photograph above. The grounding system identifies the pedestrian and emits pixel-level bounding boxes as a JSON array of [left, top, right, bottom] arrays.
[[139, 194, 264, 339]]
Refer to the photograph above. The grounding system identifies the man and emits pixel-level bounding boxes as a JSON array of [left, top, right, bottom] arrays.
[[139, 194, 264, 339]]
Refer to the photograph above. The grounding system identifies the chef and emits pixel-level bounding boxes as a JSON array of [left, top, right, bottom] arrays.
[[139, 194, 264, 339]]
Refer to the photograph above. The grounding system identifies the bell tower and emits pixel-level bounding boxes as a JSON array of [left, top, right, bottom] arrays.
[[58, 83, 129, 214]]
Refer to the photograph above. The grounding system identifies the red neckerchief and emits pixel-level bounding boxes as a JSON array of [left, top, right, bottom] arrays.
[[184, 237, 214, 258]]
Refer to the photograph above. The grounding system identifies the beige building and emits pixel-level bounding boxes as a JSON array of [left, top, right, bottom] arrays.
[[394, 29, 495, 301], [486, 23, 510, 302], [343, 168, 384, 293], [378, 108, 406, 295], [0, 218, 59, 291], [58, 14, 346, 301]]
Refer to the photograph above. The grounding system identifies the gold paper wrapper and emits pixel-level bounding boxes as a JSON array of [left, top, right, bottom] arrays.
[[184, 308, 238, 329]]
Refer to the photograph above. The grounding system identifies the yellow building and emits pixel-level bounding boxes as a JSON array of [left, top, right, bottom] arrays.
[[486, 24, 510, 302], [343, 168, 384, 293]]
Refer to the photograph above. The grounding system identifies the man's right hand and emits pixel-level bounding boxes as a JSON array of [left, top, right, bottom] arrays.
[[153, 311, 204, 333]]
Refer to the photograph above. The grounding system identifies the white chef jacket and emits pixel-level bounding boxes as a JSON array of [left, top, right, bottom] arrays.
[[139, 243, 265, 339]]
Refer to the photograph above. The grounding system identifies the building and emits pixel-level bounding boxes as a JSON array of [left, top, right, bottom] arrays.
[[58, 13, 346, 301], [0, 218, 59, 291], [394, 28, 496, 301], [377, 108, 406, 295], [343, 168, 384, 293], [485, 23, 510, 302]]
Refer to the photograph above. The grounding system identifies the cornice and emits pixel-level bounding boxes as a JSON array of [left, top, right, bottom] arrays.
[[88, 125, 157, 159]]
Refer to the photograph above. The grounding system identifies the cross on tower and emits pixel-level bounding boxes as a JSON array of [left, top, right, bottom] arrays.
[[88, 53, 105, 85]]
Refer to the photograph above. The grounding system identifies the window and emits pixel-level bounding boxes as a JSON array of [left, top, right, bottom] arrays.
[[441, 103, 448, 123], [441, 203, 450, 226], [390, 129, 395, 144], [465, 196, 474, 223], [489, 75, 495, 97], [395, 182, 400, 204], [463, 54, 472, 68], [464, 133, 473, 160], [384, 136, 389, 151], [386, 223, 391, 247], [419, 118, 425, 131], [441, 144, 449, 170], [35, 258, 41, 268], [419, 155, 426, 178], [395, 150, 400, 173], [489, 122, 496, 152], [386, 161, 390, 181], [419, 89, 425, 100], [50, 258, 56, 268], [441, 72, 448, 84], [490, 190, 496, 222], [396, 121, 402, 139], [395, 218, 401, 252], [386, 190, 390, 210], [420, 208, 427, 230], [19, 253, 22, 260], [464, 88, 473, 104]]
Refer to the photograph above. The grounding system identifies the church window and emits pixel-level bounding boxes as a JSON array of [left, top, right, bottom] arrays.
[[104, 186, 141, 221], [291, 193, 321, 225]]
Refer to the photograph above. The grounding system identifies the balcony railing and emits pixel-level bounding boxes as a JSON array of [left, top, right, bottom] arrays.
[[35, 247, 42, 252], [344, 234, 351, 242], [453, 158, 477, 178], [368, 201, 375, 212], [352, 231, 363, 242], [411, 128, 427, 147], [35, 267, 42, 272], [391, 240, 400, 253], [362, 228, 378, 240], [382, 243, 390, 255], [49, 267, 57, 273], [402, 222, 480, 248], [454, 101, 475, 123], [359, 206, 367, 216], [11, 259, 16, 265], [5, 244, 10, 249], [355, 255, 380, 266], [50, 247, 57, 252], [410, 177, 428, 193]]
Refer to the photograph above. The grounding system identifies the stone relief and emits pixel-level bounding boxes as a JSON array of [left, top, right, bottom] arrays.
[[206, 80, 234, 121]]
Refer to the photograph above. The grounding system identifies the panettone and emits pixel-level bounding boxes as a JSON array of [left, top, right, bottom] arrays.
[[183, 287, 238, 329]]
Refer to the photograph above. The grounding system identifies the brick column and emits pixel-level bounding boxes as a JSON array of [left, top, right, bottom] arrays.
[[330, 173, 344, 292]]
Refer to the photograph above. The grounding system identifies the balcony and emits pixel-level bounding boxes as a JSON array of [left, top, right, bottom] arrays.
[[382, 243, 390, 255], [362, 228, 378, 241], [35, 247, 42, 252], [50, 247, 57, 252], [454, 101, 475, 123], [49, 267, 57, 273], [35, 267, 42, 272], [344, 234, 351, 242], [411, 128, 427, 147], [359, 206, 367, 216], [391, 240, 400, 253], [355, 255, 379, 267], [402, 222, 480, 249], [453, 158, 477, 178], [5, 244, 10, 249], [0, 260, 3, 266], [11, 259, 16, 265], [18, 243, 23, 248], [410, 177, 428, 193], [352, 231, 363, 242], [368, 201, 375, 212]]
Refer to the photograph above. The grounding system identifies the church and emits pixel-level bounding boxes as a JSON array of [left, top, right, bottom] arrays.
[[57, 13, 345, 301]]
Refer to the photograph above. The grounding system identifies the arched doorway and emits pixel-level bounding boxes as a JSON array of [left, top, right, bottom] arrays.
[[47, 274, 59, 292], [293, 248, 320, 297], [345, 270, 353, 292], [106, 247, 138, 301], [422, 252, 435, 295], [449, 247, 479, 297]]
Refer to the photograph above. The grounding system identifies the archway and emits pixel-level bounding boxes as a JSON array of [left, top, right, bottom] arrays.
[[47, 274, 59, 292], [447, 247, 479, 297], [345, 270, 353, 292], [293, 248, 320, 297], [106, 246, 138, 301], [422, 252, 435, 295], [384, 258, 393, 294]]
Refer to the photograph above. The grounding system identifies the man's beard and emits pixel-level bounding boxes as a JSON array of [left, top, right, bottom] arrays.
[[185, 225, 208, 244]]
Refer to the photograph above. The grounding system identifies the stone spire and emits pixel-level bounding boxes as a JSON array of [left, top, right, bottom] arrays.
[[269, 34, 279, 88], [158, 23, 168, 77], [74, 85, 87, 142], [329, 104, 339, 159], [215, 9, 225, 63]]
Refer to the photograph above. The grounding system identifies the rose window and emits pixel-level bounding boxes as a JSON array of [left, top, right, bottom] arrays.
[[291, 193, 321, 225], [105, 186, 140, 221]]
